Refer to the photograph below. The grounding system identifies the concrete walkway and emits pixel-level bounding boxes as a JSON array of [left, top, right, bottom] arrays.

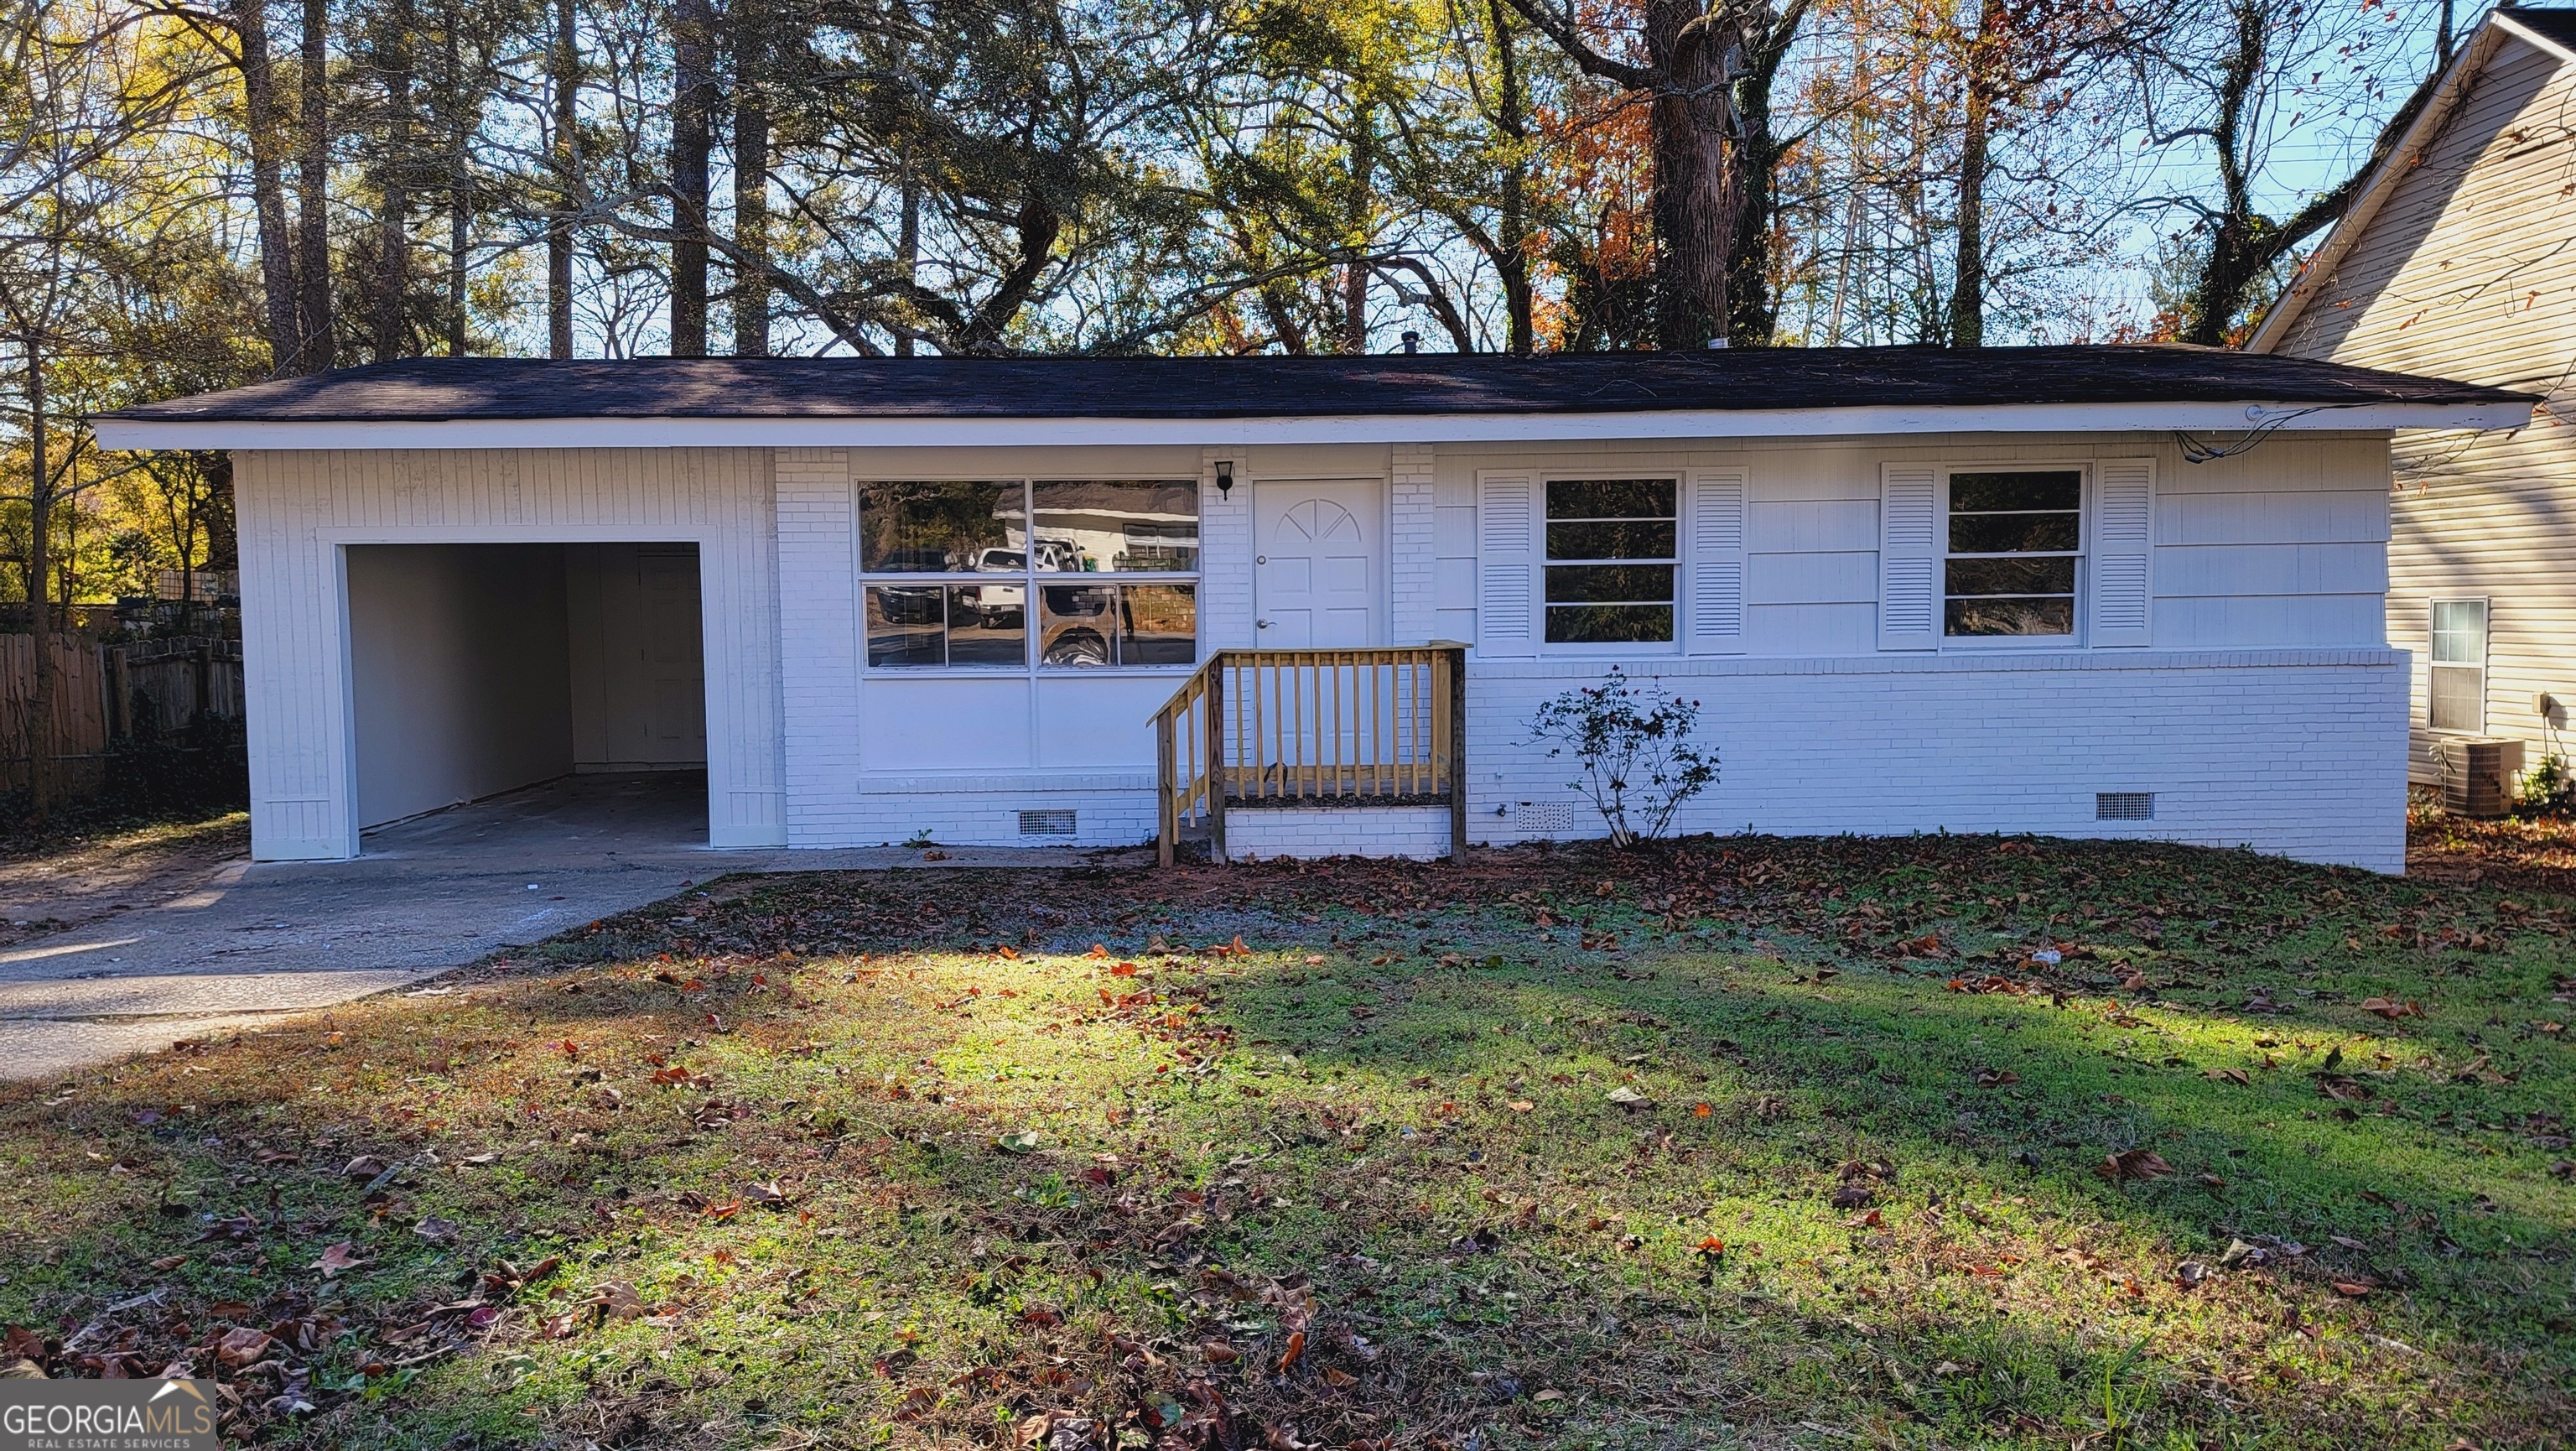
[[0, 774, 1143, 1081]]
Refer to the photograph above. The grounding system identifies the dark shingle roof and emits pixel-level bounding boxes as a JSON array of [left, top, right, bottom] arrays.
[[2501, 7, 2576, 49], [102, 346, 2527, 424]]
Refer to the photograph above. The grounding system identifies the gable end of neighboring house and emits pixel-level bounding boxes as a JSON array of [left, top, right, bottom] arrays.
[[2256, 7, 2576, 789]]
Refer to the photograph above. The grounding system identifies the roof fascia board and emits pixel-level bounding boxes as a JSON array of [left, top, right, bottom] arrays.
[[2247, 18, 2517, 352], [91, 399, 2525, 451], [2495, 10, 2576, 65]]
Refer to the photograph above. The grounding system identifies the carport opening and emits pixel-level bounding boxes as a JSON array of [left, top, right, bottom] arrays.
[[345, 543, 709, 842]]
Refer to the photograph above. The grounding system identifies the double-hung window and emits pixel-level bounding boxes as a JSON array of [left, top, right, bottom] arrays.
[[859, 479, 1200, 669], [1545, 477, 1678, 644], [2428, 598, 2488, 733], [1945, 469, 2082, 638]]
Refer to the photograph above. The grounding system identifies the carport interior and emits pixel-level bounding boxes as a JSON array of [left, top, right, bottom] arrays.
[[345, 542, 708, 832]]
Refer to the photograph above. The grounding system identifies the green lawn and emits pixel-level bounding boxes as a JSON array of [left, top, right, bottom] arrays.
[[1, 833, 2568, 1448]]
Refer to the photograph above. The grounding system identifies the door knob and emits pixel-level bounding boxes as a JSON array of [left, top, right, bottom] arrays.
[[1256, 555, 1267, 564], [1257, 620, 1272, 629]]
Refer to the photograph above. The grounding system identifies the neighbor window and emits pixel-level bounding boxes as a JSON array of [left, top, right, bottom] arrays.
[[2428, 598, 2487, 733], [860, 479, 1199, 669], [1945, 469, 2081, 637], [1545, 477, 1676, 643]]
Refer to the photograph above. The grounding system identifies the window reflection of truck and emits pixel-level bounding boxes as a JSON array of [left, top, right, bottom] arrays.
[[873, 548, 948, 624], [957, 542, 1078, 627]]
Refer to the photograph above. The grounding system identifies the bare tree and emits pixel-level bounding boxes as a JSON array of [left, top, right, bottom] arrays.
[[2137, 0, 2453, 345]]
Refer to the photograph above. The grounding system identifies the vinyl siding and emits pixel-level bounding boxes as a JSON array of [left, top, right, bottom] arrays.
[[2268, 31, 2576, 782]]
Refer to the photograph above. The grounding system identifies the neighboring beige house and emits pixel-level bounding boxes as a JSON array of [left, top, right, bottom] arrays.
[[2252, 4, 2576, 792]]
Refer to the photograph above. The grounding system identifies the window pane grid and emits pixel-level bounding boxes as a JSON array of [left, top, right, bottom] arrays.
[[860, 480, 1199, 670], [1545, 478, 1677, 645], [2428, 600, 2487, 732], [1945, 469, 2080, 639]]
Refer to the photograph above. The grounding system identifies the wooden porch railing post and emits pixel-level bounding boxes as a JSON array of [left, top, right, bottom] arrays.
[[1438, 643, 1467, 861], [1156, 705, 1177, 868], [1205, 657, 1228, 863]]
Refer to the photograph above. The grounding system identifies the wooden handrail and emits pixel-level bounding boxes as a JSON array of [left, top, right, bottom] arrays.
[[1152, 645, 1467, 866]]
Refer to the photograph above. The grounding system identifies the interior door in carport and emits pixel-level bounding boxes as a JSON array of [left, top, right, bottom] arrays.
[[1256, 479, 1382, 647], [636, 545, 706, 757]]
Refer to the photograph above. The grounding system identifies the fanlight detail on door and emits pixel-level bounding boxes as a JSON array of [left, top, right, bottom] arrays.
[[1279, 498, 1359, 542]]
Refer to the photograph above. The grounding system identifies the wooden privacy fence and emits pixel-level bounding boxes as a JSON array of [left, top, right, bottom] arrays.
[[0, 635, 108, 793], [110, 637, 246, 742], [1, 634, 245, 794], [1151, 645, 1466, 866]]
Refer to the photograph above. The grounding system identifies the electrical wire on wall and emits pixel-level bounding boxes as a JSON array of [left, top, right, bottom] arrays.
[[2172, 402, 2370, 463], [2390, 351, 2568, 486]]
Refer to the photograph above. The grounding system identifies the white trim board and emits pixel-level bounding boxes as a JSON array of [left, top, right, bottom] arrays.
[[91, 398, 2527, 452]]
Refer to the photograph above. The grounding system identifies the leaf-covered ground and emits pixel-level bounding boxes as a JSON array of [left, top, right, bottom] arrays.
[[0, 831, 2568, 1449]]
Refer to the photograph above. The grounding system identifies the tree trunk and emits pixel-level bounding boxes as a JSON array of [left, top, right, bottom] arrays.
[[1343, 111, 1373, 352], [1726, 29, 1782, 346], [667, 0, 715, 357], [237, 0, 302, 374], [297, 0, 333, 371], [731, 0, 768, 357], [444, 2, 468, 355], [894, 166, 918, 356], [1950, 76, 1990, 346], [1644, 0, 1739, 351], [1488, 0, 1532, 355], [376, 0, 415, 360], [22, 343, 53, 824], [1947, 0, 2006, 348], [548, 0, 577, 357]]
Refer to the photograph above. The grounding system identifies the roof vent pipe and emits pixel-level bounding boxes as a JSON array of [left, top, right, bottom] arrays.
[[1401, 330, 1420, 354]]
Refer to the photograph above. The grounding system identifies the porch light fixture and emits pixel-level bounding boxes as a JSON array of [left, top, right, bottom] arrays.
[[1215, 460, 1234, 498]]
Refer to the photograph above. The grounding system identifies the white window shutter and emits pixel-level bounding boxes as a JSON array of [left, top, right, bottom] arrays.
[[1878, 463, 1940, 651], [2090, 458, 2154, 647], [1687, 469, 1748, 653], [1476, 471, 1537, 657]]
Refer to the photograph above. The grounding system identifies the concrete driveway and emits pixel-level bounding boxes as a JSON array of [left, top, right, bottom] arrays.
[[0, 774, 1140, 1081]]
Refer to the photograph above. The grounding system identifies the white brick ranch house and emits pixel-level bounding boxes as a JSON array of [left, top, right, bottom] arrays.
[[93, 347, 2531, 873]]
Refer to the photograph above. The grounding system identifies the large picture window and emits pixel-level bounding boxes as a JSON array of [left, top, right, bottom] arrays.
[[2428, 598, 2487, 733], [1945, 469, 2081, 637], [1545, 477, 1676, 643], [860, 480, 1199, 669]]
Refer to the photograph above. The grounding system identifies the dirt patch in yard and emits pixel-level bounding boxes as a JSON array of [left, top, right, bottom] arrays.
[[2407, 810, 2576, 897], [0, 812, 247, 950]]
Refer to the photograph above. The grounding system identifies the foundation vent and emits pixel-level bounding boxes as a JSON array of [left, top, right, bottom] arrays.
[[2095, 792, 2155, 822], [1017, 809, 1078, 838], [1511, 801, 1576, 831]]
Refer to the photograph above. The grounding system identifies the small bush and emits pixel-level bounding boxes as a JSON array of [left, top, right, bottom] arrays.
[[1526, 667, 1719, 849], [2521, 753, 2575, 814]]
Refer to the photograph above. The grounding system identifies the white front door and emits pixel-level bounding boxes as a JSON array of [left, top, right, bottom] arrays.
[[1255, 478, 1384, 647]]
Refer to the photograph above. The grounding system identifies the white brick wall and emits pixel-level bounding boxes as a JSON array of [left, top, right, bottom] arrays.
[[773, 449, 866, 846], [1462, 650, 2410, 872], [1203, 447, 1257, 650], [1390, 443, 1439, 643], [845, 780, 1160, 850], [1225, 804, 1453, 861]]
